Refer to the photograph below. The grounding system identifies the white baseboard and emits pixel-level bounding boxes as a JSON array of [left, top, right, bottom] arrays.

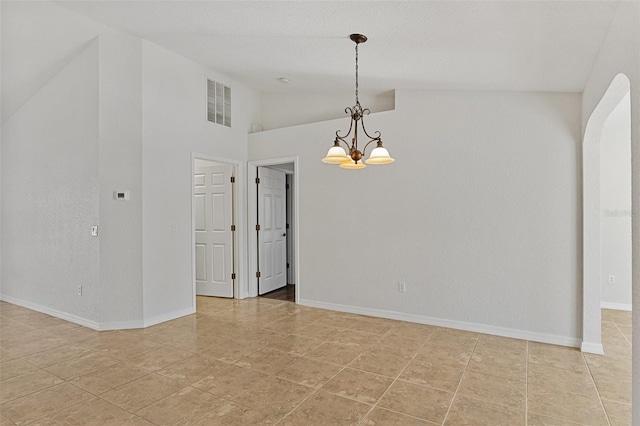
[[601, 302, 632, 311], [143, 307, 195, 328], [581, 341, 604, 355], [99, 307, 195, 330], [1, 294, 195, 331], [299, 299, 581, 348], [98, 320, 144, 331], [0, 294, 100, 330]]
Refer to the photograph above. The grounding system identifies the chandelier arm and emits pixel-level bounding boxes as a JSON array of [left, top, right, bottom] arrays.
[[335, 116, 355, 141], [359, 116, 382, 141], [362, 138, 382, 156], [334, 135, 351, 150]]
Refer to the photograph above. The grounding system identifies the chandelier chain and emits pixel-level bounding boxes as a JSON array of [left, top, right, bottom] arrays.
[[355, 42, 359, 106]]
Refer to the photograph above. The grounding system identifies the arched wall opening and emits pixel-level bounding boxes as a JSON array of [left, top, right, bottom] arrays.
[[582, 73, 631, 354], [600, 92, 632, 311]]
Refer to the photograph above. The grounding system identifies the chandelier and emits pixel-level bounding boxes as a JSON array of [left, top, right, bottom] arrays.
[[322, 34, 395, 169]]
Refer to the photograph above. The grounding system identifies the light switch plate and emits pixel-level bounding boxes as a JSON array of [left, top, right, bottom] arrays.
[[91, 226, 99, 236]]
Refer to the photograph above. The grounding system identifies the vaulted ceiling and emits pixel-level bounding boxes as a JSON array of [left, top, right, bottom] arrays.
[[2, 1, 621, 123]]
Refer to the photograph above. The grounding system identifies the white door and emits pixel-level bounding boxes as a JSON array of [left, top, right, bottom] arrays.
[[194, 164, 234, 298], [258, 167, 287, 295]]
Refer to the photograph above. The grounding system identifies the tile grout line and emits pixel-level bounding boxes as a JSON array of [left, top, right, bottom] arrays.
[[361, 405, 438, 424], [612, 320, 632, 346], [272, 370, 343, 425], [132, 345, 271, 423], [96, 373, 189, 418], [6, 380, 96, 425], [0, 347, 112, 407], [440, 336, 479, 425], [356, 328, 437, 425], [0, 378, 63, 407], [271, 317, 352, 425], [583, 346, 612, 426], [525, 340, 529, 426], [319, 327, 407, 425], [1, 301, 631, 425]]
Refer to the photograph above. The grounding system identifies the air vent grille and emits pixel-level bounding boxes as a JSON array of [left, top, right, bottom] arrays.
[[207, 79, 231, 127]]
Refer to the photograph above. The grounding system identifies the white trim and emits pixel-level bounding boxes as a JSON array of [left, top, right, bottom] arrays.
[[191, 153, 247, 300], [143, 306, 195, 328], [299, 298, 582, 348], [601, 302, 632, 311], [0, 294, 99, 330], [98, 320, 144, 331], [581, 341, 605, 355], [248, 156, 300, 303], [267, 166, 294, 175], [1, 294, 196, 331]]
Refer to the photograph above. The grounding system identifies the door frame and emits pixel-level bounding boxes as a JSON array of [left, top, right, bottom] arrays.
[[286, 174, 296, 286], [248, 156, 300, 303], [191, 153, 247, 306]]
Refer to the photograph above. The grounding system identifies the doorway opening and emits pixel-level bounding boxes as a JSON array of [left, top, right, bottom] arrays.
[[248, 157, 299, 304], [599, 91, 632, 314], [582, 73, 632, 354]]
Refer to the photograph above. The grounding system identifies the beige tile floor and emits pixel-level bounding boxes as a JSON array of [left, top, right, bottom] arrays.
[[0, 298, 632, 425]]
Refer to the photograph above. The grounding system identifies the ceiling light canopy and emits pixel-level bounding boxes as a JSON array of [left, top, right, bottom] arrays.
[[322, 34, 394, 169]]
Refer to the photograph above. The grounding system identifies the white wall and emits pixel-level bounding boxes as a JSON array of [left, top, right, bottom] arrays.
[[141, 41, 260, 322], [1, 2, 4, 296], [260, 92, 394, 131], [0, 1, 107, 124], [98, 30, 144, 326], [600, 92, 632, 309], [580, 1, 639, 421], [0, 1, 262, 327], [249, 89, 582, 345], [1, 40, 101, 324]]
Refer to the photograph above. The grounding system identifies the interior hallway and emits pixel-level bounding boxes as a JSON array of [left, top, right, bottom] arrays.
[[0, 298, 631, 425], [260, 285, 296, 303]]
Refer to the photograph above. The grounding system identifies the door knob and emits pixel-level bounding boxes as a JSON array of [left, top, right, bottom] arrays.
[[282, 233, 287, 237]]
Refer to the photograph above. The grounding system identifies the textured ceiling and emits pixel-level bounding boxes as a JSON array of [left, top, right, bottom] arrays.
[[2, 1, 621, 123]]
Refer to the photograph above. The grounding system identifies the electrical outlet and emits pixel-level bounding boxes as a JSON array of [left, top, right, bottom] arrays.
[[170, 224, 177, 236], [77, 286, 82, 296], [608, 275, 616, 284], [398, 282, 406, 293]]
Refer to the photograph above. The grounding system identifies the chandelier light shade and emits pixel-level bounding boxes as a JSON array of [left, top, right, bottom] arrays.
[[322, 34, 395, 169], [321, 141, 350, 164], [365, 143, 395, 165], [340, 159, 367, 170]]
